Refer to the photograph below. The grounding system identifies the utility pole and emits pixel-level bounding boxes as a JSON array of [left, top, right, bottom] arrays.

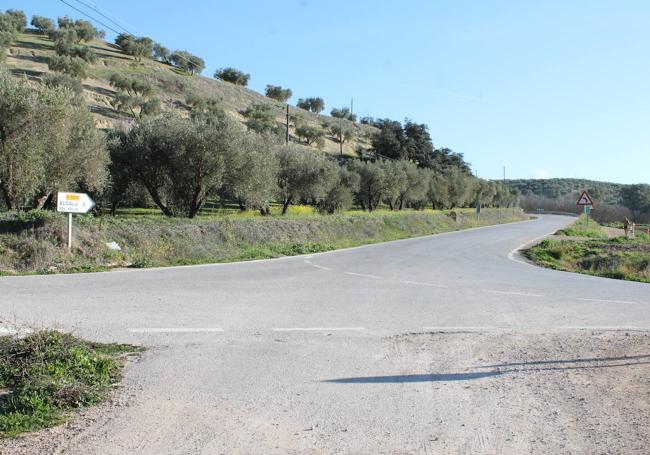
[[339, 115, 343, 155], [350, 98, 354, 116], [285, 104, 289, 145]]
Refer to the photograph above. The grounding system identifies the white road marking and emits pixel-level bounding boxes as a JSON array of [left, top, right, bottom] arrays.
[[577, 298, 639, 305], [559, 326, 648, 331], [422, 326, 507, 331], [272, 327, 366, 332], [402, 280, 448, 288], [311, 264, 332, 271], [345, 272, 379, 279], [488, 290, 544, 297], [128, 328, 224, 333]]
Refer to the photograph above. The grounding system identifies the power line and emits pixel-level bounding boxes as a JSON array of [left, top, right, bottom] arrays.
[[58, 0, 123, 36], [57, 0, 199, 70], [69, 0, 135, 36]]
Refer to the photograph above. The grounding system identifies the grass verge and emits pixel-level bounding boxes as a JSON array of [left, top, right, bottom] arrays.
[[525, 218, 650, 283], [0, 330, 142, 437], [0, 208, 528, 275]]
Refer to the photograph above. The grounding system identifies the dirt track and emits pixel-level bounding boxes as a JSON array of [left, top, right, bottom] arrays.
[[3, 330, 649, 454]]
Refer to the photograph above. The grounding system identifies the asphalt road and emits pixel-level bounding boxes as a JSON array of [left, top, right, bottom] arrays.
[[1, 215, 648, 454]]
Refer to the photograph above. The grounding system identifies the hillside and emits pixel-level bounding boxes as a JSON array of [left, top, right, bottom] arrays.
[[3, 29, 377, 156], [506, 178, 624, 205]]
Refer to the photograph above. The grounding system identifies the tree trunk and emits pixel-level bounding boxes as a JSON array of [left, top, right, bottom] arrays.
[[147, 187, 174, 217], [0, 183, 15, 211], [282, 198, 291, 215], [238, 199, 246, 212], [34, 191, 52, 210]]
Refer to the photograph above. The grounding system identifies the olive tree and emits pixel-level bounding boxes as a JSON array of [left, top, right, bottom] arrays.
[[0, 72, 108, 210], [275, 145, 339, 214], [121, 113, 242, 217], [265, 84, 292, 102], [317, 166, 360, 214], [223, 132, 279, 215], [348, 160, 389, 212], [31, 15, 54, 34], [215, 67, 250, 86], [295, 124, 325, 148]]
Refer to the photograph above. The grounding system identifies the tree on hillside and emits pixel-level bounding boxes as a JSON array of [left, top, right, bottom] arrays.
[[330, 107, 357, 122], [53, 29, 96, 62], [242, 103, 282, 136], [371, 119, 405, 160], [296, 97, 325, 114], [47, 55, 89, 79], [275, 146, 339, 214], [31, 15, 54, 35], [185, 94, 224, 121], [323, 120, 354, 147], [170, 50, 205, 74], [56, 17, 103, 43], [115, 33, 154, 61], [5, 10, 26, 32], [109, 74, 160, 118], [620, 184, 650, 220], [0, 9, 26, 58], [0, 71, 108, 210], [403, 120, 434, 167], [295, 124, 325, 148], [43, 74, 83, 95], [120, 113, 243, 217], [265, 84, 292, 102], [214, 67, 250, 86], [430, 147, 472, 175], [153, 42, 170, 63]]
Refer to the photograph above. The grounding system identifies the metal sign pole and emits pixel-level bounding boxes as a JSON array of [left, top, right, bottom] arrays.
[[68, 212, 73, 252]]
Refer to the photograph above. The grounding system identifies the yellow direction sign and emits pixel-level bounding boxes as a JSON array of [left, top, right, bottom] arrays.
[[57, 192, 96, 252], [57, 192, 95, 214]]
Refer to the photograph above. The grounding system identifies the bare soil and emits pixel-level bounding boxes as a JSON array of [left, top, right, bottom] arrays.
[[1, 330, 649, 454]]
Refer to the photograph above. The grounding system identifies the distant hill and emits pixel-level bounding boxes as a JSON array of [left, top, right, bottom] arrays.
[[4, 29, 376, 156], [506, 178, 624, 205]]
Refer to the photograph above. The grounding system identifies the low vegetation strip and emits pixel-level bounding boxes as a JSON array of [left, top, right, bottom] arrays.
[[525, 216, 650, 283], [0, 208, 526, 275], [0, 330, 141, 437]]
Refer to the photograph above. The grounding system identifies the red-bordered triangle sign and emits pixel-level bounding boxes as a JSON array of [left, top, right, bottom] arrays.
[[576, 191, 594, 206]]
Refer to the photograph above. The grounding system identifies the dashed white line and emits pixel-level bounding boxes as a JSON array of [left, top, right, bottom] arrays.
[[488, 290, 544, 297], [402, 280, 448, 288], [272, 327, 366, 332], [577, 298, 639, 305], [311, 264, 332, 271], [422, 326, 507, 332], [128, 328, 224, 333], [345, 272, 379, 279]]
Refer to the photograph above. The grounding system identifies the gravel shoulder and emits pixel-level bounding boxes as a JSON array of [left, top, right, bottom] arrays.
[[2, 330, 648, 454]]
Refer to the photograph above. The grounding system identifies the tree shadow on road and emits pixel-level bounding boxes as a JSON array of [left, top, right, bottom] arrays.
[[323, 354, 650, 383]]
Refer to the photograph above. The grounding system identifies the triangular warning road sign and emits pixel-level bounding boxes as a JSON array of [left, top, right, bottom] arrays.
[[576, 191, 594, 206]]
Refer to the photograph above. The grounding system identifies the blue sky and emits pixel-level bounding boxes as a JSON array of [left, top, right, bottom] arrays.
[[7, 0, 650, 183]]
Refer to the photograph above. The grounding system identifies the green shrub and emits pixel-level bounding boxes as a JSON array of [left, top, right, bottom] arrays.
[[0, 330, 141, 436]]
